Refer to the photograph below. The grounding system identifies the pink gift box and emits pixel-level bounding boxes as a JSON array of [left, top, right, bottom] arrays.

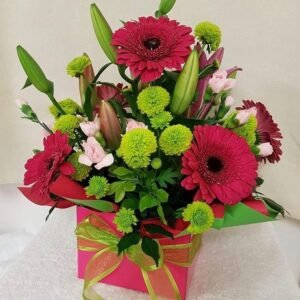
[[77, 206, 199, 299]]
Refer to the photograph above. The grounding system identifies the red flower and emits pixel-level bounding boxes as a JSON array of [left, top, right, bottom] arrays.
[[23, 132, 74, 205], [238, 100, 283, 163], [112, 16, 194, 83], [181, 125, 258, 205], [97, 83, 127, 107]]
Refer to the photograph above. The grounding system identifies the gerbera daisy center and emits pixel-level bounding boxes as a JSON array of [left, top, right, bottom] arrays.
[[207, 156, 223, 173], [143, 37, 161, 50]]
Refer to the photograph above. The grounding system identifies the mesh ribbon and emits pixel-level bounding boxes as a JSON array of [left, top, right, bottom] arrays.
[[76, 214, 202, 300]]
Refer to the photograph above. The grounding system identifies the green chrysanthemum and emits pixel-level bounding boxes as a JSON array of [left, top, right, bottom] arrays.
[[113, 208, 138, 233], [194, 21, 221, 51], [137, 86, 170, 116], [150, 111, 173, 130], [182, 202, 214, 234], [159, 125, 192, 156], [49, 98, 83, 119], [53, 114, 80, 140], [234, 115, 258, 146], [119, 128, 157, 169], [67, 152, 91, 181], [85, 176, 110, 199], [66, 55, 91, 77]]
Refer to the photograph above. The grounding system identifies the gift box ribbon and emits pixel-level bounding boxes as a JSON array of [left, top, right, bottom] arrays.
[[76, 214, 201, 300]]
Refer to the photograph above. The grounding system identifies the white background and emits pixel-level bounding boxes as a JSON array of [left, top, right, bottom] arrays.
[[0, 0, 300, 220]]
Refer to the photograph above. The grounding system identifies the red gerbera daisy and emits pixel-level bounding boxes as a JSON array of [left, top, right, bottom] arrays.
[[112, 16, 194, 83], [238, 100, 283, 163], [181, 125, 258, 205], [23, 131, 74, 205]]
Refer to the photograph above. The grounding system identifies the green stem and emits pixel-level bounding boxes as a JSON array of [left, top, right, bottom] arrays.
[[93, 62, 113, 84], [118, 65, 134, 85], [48, 94, 65, 115]]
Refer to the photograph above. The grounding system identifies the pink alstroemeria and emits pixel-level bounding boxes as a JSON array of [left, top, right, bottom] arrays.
[[79, 137, 114, 170], [258, 142, 274, 157], [126, 119, 147, 132], [80, 114, 100, 137], [208, 70, 236, 94]]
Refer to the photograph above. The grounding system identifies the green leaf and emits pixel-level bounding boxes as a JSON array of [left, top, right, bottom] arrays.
[[108, 181, 136, 202], [65, 198, 115, 212], [22, 78, 32, 90], [121, 197, 139, 210], [141, 237, 160, 266], [17, 45, 54, 95], [157, 205, 167, 225], [117, 232, 141, 255], [199, 63, 218, 79], [262, 197, 285, 217], [109, 99, 127, 133], [83, 85, 94, 120], [139, 194, 158, 212], [256, 177, 264, 186], [155, 189, 169, 203], [156, 168, 180, 188], [112, 167, 135, 180], [171, 116, 217, 130], [144, 224, 173, 239]]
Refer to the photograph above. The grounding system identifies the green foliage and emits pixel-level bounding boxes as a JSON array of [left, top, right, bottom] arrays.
[[121, 197, 139, 210], [140, 194, 159, 212], [144, 224, 173, 239], [49, 98, 83, 119], [108, 181, 136, 202], [66, 198, 114, 212], [156, 168, 181, 188], [141, 237, 160, 266], [117, 232, 141, 255]]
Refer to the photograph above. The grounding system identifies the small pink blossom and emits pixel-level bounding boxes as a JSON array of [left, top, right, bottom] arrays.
[[258, 142, 274, 157], [236, 110, 251, 125], [224, 96, 234, 107], [79, 115, 100, 137], [236, 107, 257, 125], [79, 137, 114, 170], [126, 119, 147, 132], [208, 70, 236, 94]]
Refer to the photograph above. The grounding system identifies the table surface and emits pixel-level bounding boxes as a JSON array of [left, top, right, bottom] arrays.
[[0, 207, 299, 300]]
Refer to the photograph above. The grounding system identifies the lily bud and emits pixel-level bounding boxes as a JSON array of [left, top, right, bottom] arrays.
[[79, 54, 97, 107], [98, 100, 122, 150], [90, 3, 116, 63], [170, 50, 199, 115], [17, 45, 53, 95], [156, 0, 176, 17]]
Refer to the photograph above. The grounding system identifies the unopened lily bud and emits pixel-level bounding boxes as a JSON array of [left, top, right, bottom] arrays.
[[17, 45, 54, 95], [90, 3, 117, 63], [156, 0, 176, 17], [98, 100, 122, 150], [79, 54, 97, 107], [170, 50, 199, 115], [225, 96, 234, 107], [258, 143, 273, 157]]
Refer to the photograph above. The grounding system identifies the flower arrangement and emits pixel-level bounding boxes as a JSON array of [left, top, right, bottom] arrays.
[[17, 0, 284, 299]]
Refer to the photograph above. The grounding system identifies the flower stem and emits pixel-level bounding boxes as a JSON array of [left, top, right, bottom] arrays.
[[93, 62, 113, 83], [118, 65, 134, 85], [48, 94, 66, 115]]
